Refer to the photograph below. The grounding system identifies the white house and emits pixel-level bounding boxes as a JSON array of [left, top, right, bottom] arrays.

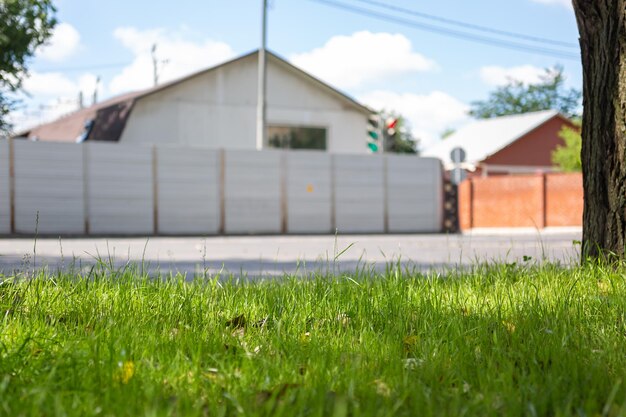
[[17, 50, 374, 153]]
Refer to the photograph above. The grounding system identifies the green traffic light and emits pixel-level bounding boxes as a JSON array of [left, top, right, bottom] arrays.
[[368, 130, 379, 140], [367, 142, 379, 152]]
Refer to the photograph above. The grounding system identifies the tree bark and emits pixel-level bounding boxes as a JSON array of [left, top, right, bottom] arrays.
[[573, 0, 626, 260]]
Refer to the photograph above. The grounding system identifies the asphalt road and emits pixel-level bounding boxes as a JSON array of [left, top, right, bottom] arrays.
[[0, 229, 582, 278]]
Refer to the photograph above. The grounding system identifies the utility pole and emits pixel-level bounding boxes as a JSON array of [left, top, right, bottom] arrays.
[[256, 0, 268, 150], [151, 44, 169, 87], [92, 76, 100, 105], [151, 44, 158, 86]]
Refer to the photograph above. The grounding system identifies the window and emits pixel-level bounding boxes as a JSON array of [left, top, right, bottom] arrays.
[[267, 125, 327, 150]]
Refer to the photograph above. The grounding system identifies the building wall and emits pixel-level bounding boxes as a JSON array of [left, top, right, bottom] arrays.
[[482, 116, 575, 167], [121, 54, 370, 153]]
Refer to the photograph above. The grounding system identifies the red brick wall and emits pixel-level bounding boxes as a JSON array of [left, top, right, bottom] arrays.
[[458, 173, 582, 229], [458, 180, 472, 230], [546, 173, 583, 227]]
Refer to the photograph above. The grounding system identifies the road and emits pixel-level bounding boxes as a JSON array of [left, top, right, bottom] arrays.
[[0, 230, 581, 278]]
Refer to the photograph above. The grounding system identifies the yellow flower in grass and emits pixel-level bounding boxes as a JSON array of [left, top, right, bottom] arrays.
[[373, 379, 391, 397], [502, 321, 516, 334], [300, 332, 311, 344], [597, 280, 611, 295], [114, 361, 136, 384], [403, 335, 419, 353]]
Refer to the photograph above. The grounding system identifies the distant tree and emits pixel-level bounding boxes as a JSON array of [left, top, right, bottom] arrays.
[[379, 111, 419, 154], [440, 128, 456, 140], [552, 123, 581, 172], [0, 0, 57, 133], [469, 66, 581, 119]]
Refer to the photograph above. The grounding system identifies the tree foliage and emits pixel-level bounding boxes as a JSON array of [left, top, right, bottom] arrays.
[[469, 66, 581, 119], [0, 0, 57, 133], [379, 111, 419, 154], [552, 123, 582, 172]]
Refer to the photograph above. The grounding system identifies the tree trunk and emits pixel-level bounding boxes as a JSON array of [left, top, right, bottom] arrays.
[[573, 0, 626, 260]]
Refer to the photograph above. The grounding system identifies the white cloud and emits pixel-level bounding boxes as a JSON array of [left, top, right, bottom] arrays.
[[13, 71, 105, 131], [21, 71, 104, 99], [530, 0, 572, 8], [108, 27, 236, 94], [36, 22, 81, 62], [9, 97, 83, 133], [358, 90, 469, 150], [22, 72, 79, 97], [290, 31, 436, 89], [479, 65, 547, 86]]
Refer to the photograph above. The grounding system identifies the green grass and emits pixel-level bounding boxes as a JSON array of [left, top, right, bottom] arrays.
[[1, 262, 626, 417]]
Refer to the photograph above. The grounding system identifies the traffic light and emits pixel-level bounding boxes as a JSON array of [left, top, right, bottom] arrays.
[[367, 115, 380, 153], [385, 117, 398, 137]]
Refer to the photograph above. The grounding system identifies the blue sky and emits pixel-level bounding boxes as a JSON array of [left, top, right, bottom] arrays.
[[11, 0, 580, 149]]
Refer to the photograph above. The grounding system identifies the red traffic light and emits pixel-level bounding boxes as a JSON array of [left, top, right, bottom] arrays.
[[386, 117, 398, 136]]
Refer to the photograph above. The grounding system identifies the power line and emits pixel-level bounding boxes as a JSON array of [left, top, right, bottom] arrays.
[[349, 0, 578, 49], [306, 0, 580, 61]]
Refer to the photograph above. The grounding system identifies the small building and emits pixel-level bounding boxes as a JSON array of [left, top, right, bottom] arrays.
[[17, 50, 373, 153], [422, 110, 576, 176]]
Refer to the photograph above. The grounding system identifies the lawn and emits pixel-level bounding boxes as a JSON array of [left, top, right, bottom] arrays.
[[1, 261, 626, 416]]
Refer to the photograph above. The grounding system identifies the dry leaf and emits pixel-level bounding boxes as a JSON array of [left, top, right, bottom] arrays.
[[226, 314, 246, 329]]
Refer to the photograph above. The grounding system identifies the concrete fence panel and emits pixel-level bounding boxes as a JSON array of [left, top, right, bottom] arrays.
[[156, 147, 220, 234], [334, 154, 385, 233], [224, 150, 281, 234], [387, 155, 443, 233], [286, 151, 332, 233], [0, 140, 10, 234], [13, 141, 85, 234], [86, 142, 154, 234], [3, 141, 448, 236]]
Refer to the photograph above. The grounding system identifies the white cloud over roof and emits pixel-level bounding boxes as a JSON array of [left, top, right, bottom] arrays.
[[109, 27, 236, 94], [290, 31, 436, 89]]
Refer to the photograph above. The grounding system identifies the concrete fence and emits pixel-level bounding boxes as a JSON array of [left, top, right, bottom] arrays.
[[0, 139, 443, 235], [458, 172, 582, 230]]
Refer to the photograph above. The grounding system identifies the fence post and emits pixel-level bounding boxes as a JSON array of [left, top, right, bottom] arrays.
[[330, 154, 336, 233], [469, 178, 474, 229], [82, 143, 90, 235], [8, 137, 15, 234], [280, 151, 288, 234], [219, 149, 226, 235], [541, 172, 548, 229], [152, 145, 159, 235], [383, 155, 389, 233]]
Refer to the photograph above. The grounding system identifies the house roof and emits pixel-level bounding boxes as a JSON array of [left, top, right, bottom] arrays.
[[16, 50, 372, 142], [17, 90, 146, 142], [422, 110, 564, 168]]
